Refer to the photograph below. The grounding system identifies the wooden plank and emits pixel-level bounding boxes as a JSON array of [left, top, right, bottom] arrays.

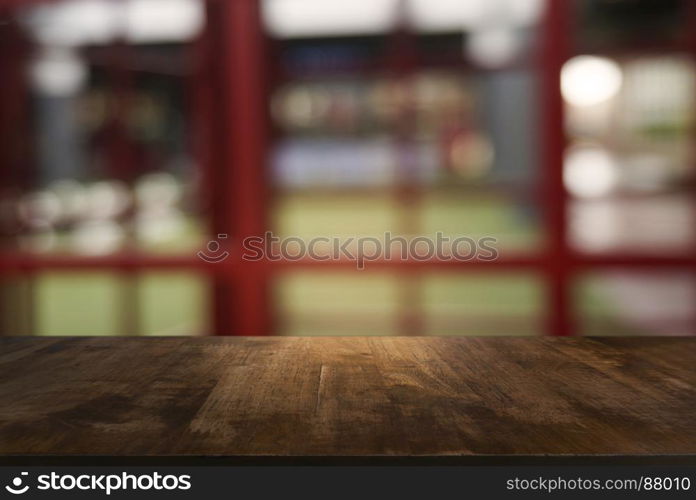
[[0, 337, 695, 460]]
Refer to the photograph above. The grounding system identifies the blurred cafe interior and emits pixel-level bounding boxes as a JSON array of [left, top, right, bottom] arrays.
[[0, 0, 694, 337]]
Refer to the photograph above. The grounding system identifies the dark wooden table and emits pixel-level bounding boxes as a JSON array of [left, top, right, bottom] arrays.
[[1, 337, 695, 464]]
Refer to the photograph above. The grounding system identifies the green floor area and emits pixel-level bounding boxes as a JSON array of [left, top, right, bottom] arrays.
[[24, 271, 639, 336], [277, 272, 545, 336], [34, 272, 207, 336]]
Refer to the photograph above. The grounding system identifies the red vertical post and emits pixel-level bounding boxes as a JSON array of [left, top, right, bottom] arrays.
[[386, 4, 423, 336], [0, 9, 33, 335], [213, 0, 271, 335], [195, 1, 226, 335], [540, 0, 573, 336]]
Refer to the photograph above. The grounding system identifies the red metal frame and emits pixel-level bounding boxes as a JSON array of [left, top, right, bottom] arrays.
[[1, 0, 695, 336], [205, 0, 272, 335], [540, 0, 573, 335]]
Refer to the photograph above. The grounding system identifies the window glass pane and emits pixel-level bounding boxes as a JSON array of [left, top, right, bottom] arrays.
[[276, 272, 544, 336], [269, 10, 543, 258], [422, 191, 539, 252], [139, 272, 209, 336], [564, 54, 696, 254], [577, 271, 696, 335], [423, 274, 543, 336], [36, 272, 121, 336], [276, 272, 400, 336], [3, 0, 206, 257]]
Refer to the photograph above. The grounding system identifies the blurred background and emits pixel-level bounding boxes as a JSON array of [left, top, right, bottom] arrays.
[[0, 0, 694, 336]]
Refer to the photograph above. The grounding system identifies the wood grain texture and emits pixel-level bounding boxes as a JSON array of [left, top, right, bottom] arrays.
[[0, 337, 695, 459]]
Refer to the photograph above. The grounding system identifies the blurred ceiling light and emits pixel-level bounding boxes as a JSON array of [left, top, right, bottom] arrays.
[[24, 0, 202, 46], [264, 0, 543, 37], [263, 0, 397, 37], [30, 47, 88, 97], [125, 0, 203, 43], [466, 27, 519, 68], [409, 0, 542, 32], [564, 146, 618, 198], [408, 0, 486, 32], [562, 56, 623, 107], [506, 0, 545, 27], [25, 0, 119, 46]]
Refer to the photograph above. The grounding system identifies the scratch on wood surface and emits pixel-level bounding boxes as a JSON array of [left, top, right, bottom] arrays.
[[315, 364, 327, 414]]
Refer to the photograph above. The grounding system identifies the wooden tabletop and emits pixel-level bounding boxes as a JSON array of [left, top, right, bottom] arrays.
[[1, 337, 695, 463]]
